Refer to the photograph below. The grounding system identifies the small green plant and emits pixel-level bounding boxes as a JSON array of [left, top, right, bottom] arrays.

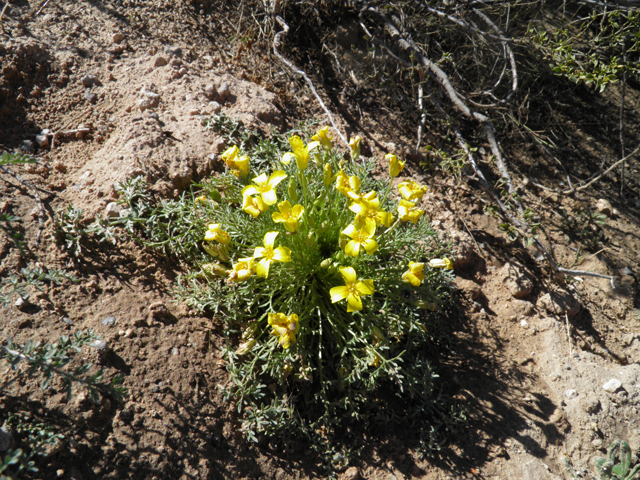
[[0, 152, 37, 254], [0, 265, 77, 306], [0, 414, 64, 479], [564, 439, 640, 479], [422, 145, 473, 177], [53, 206, 117, 256], [529, 9, 640, 92], [1, 329, 128, 403]]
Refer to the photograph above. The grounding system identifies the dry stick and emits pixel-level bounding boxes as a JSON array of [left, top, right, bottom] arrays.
[[362, 7, 618, 287], [361, 7, 521, 210], [0, 165, 46, 248], [273, 16, 348, 148], [562, 143, 640, 195], [0, 0, 10, 33]]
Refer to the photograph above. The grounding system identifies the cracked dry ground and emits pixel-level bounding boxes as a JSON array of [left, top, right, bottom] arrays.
[[2, 0, 640, 479]]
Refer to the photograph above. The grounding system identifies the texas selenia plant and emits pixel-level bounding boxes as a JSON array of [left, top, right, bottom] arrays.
[[191, 126, 456, 455]]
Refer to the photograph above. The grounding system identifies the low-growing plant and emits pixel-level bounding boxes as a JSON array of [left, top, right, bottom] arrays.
[[0, 329, 128, 403], [53, 206, 117, 256], [0, 414, 64, 479], [563, 439, 640, 480], [0, 266, 77, 307], [167, 122, 462, 466]]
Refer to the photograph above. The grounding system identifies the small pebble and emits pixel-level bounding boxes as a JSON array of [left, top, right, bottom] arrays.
[[14, 296, 26, 309], [112, 33, 124, 44], [80, 74, 98, 87], [90, 340, 108, 350], [62, 317, 73, 325], [565, 389, 578, 399], [171, 347, 179, 355], [104, 202, 121, 218], [102, 316, 116, 326], [84, 88, 97, 104], [603, 378, 622, 393], [35, 134, 49, 147], [164, 45, 182, 57]]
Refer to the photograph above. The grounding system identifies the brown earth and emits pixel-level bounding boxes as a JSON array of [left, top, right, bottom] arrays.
[[1, 1, 640, 479]]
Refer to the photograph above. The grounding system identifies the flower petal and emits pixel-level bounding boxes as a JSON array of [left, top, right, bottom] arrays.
[[339, 266, 357, 285], [330, 285, 350, 303], [356, 279, 375, 295], [273, 246, 291, 262], [344, 240, 361, 258], [346, 294, 363, 312], [264, 231, 279, 249]]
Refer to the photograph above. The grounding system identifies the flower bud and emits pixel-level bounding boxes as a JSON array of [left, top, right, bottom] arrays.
[[323, 163, 332, 186], [371, 326, 385, 345], [201, 263, 230, 277], [429, 258, 453, 270], [242, 322, 259, 340], [235, 339, 256, 356], [288, 177, 298, 203], [349, 136, 361, 161], [320, 259, 332, 269]]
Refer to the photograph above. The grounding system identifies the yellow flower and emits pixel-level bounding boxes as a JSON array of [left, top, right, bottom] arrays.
[[221, 145, 250, 177], [253, 231, 291, 278], [398, 180, 428, 201], [229, 257, 255, 282], [429, 258, 453, 270], [235, 339, 256, 356], [349, 136, 361, 160], [336, 170, 361, 201], [402, 261, 425, 286], [312, 126, 333, 151], [342, 217, 378, 257], [242, 194, 268, 218], [201, 263, 230, 277], [268, 312, 300, 349], [272, 200, 304, 233], [386, 153, 405, 178], [195, 195, 209, 205], [204, 224, 231, 245], [281, 152, 295, 165], [397, 199, 424, 224], [349, 191, 394, 228], [287, 135, 320, 170], [330, 266, 374, 313], [242, 171, 288, 206]]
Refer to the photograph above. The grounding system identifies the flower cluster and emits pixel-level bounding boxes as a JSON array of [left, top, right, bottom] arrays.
[[201, 127, 452, 359]]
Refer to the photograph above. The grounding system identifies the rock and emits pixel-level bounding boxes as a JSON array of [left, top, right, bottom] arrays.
[[138, 87, 160, 111], [564, 389, 578, 399], [35, 134, 49, 147], [14, 296, 26, 310], [204, 83, 217, 99], [217, 81, 229, 101], [102, 316, 116, 326], [537, 290, 581, 317], [112, 33, 124, 44], [21, 140, 34, 153], [84, 88, 97, 104], [171, 347, 179, 355], [595, 199, 613, 216], [153, 56, 168, 67], [455, 278, 482, 300], [62, 317, 74, 325], [602, 379, 622, 393], [164, 45, 182, 57], [501, 262, 533, 298], [90, 339, 108, 350], [119, 208, 132, 218], [104, 202, 121, 218], [0, 426, 13, 452], [342, 466, 359, 480], [80, 74, 98, 87], [208, 101, 222, 114]]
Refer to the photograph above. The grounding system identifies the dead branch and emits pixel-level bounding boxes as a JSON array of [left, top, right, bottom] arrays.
[[360, 5, 619, 287], [273, 16, 348, 148], [562, 143, 640, 195]]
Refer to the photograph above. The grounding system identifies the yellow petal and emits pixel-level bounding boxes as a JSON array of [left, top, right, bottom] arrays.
[[330, 285, 350, 303], [344, 240, 361, 257], [264, 231, 279, 249], [273, 246, 291, 262], [356, 279, 374, 296], [339, 266, 357, 285], [346, 294, 363, 312]]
